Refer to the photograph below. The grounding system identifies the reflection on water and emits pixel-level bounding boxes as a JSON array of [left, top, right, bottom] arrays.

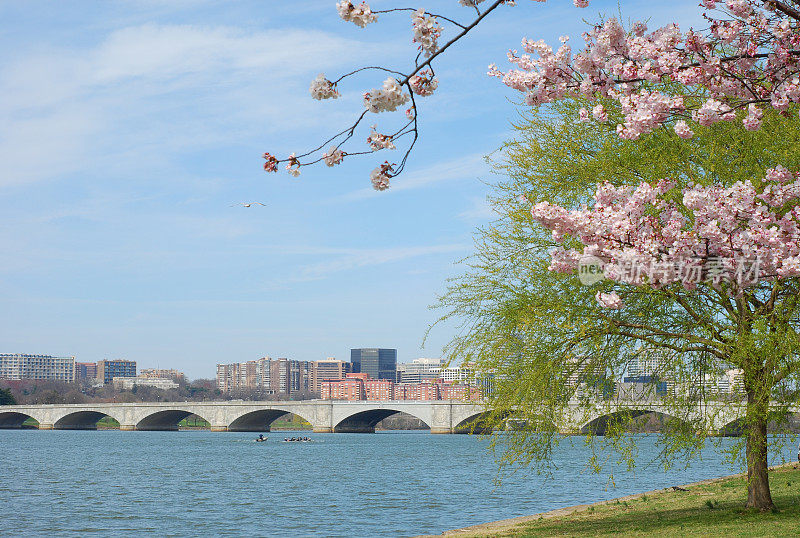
[[0, 430, 794, 537]]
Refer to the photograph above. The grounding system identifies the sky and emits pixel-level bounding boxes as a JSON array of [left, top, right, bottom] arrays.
[[0, 0, 707, 379]]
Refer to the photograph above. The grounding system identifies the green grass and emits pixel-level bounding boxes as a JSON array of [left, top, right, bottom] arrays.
[[463, 464, 800, 537], [97, 416, 120, 428], [269, 414, 312, 430], [178, 416, 209, 428]]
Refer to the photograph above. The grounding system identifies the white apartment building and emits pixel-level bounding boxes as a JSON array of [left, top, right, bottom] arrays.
[[112, 376, 179, 390], [396, 358, 445, 383], [0, 354, 75, 382]]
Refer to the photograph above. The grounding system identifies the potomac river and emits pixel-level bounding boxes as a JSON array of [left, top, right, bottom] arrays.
[[1, 430, 795, 537]]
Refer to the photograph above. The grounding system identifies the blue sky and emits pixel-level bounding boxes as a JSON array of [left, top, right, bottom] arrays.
[[0, 0, 705, 379]]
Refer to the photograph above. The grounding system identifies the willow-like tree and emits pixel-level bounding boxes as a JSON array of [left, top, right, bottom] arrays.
[[434, 99, 800, 510]]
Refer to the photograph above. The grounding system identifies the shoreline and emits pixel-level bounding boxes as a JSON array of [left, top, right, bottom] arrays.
[[419, 462, 799, 537]]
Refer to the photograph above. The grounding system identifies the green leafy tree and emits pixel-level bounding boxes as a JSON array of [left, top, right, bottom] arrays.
[[0, 388, 16, 405], [435, 99, 800, 509]]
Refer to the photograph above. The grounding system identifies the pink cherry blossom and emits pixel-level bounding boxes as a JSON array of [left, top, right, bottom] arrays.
[[370, 161, 394, 191], [529, 169, 800, 307], [596, 291, 624, 309], [492, 3, 800, 142], [411, 9, 442, 57], [674, 120, 693, 139], [592, 104, 608, 122], [367, 126, 396, 151], [409, 70, 439, 96], [323, 147, 344, 167], [285, 154, 301, 177], [262, 152, 279, 173], [336, 1, 377, 27], [364, 77, 410, 113], [310, 74, 340, 100], [742, 104, 763, 131]]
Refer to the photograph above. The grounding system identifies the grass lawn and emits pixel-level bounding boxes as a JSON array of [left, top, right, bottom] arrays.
[[452, 464, 800, 537]]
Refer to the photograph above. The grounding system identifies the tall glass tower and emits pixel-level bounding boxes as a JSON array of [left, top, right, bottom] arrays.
[[350, 348, 397, 381]]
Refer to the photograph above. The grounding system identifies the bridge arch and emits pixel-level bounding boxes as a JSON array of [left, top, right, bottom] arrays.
[[53, 410, 121, 430], [227, 409, 313, 432], [135, 409, 212, 431], [333, 408, 431, 433], [0, 411, 39, 429], [580, 409, 688, 435], [453, 411, 511, 435]]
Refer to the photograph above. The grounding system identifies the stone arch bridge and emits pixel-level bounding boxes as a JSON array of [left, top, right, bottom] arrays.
[[1, 400, 794, 435], [0, 400, 488, 434]]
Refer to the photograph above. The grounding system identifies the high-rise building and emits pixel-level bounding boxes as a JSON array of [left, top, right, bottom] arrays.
[[216, 357, 310, 396], [269, 358, 311, 395], [310, 358, 352, 393], [97, 359, 136, 384], [74, 362, 98, 382], [350, 348, 397, 381], [0, 354, 75, 382], [396, 358, 444, 384], [139, 368, 185, 382]]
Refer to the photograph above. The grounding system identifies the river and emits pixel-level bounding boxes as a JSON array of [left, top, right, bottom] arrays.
[[0, 430, 795, 537]]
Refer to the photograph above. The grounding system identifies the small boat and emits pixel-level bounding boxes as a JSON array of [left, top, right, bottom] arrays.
[[255, 434, 267, 442]]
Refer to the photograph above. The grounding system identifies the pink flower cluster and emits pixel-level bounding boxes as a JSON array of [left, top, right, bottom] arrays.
[[367, 126, 396, 151], [310, 74, 340, 100], [262, 152, 278, 173], [411, 9, 442, 57], [530, 168, 800, 306], [364, 77, 410, 113], [492, 2, 800, 139], [336, 1, 377, 27], [285, 154, 301, 177], [323, 147, 344, 167], [370, 161, 394, 191], [409, 69, 438, 96]]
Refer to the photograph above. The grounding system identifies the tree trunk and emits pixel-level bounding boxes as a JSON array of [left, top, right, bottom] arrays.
[[744, 389, 774, 510]]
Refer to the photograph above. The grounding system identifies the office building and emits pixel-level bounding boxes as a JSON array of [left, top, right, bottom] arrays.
[[310, 358, 352, 393], [216, 357, 310, 396], [113, 376, 179, 390], [320, 373, 366, 400], [396, 358, 444, 384], [350, 348, 397, 381], [0, 354, 75, 382], [139, 368, 185, 382], [97, 359, 136, 384], [74, 362, 98, 382]]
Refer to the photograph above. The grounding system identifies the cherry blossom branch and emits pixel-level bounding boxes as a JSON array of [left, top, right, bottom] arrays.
[[764, 0, 800, 21], [399, 0, 507, 85], [263, 0, 511, 189], [371, 7, 468, 29]]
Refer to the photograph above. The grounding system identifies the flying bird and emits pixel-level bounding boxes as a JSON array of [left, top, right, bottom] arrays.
[[230, 202, 267, 208]]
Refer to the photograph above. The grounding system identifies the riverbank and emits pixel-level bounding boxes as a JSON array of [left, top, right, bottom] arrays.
[[428, 462, 800, 537]]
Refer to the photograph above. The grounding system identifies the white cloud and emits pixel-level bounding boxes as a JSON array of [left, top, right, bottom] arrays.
[[0, 23, 380, 187]]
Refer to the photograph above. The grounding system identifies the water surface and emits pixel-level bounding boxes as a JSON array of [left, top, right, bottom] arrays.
[[1, 430, 794, 537]]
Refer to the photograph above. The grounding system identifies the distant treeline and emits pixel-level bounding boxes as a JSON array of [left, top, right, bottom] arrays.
[[0, 379, 320, 405]]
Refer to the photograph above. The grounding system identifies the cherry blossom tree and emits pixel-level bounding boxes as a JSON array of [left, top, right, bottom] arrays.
[[265, 0, 800, 191], [264, 0, 800, 511], [528, 167, 800, 510], [434, 96, 800, 511]]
